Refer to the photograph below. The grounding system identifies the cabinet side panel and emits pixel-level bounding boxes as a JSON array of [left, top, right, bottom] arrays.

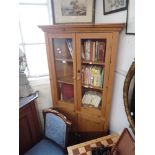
[[101, 34, 113, 116], [104, 32, 119, 129]]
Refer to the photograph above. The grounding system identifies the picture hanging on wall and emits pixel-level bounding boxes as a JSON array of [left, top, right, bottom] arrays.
[[51, 0, 95, 24], [103, 0, 127, 15], [126, 0, 135, 35]]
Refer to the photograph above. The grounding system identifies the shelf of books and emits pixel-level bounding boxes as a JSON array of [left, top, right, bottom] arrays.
[[81, 65, 104, 109], [80, 39, 106, 109], [81, 39, 106, 63], [53, 38, 74, 104]]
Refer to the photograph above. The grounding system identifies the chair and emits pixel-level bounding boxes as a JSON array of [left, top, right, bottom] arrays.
[[24, 109, 71, 155]]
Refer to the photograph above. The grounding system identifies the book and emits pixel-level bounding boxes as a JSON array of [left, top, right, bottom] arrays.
[[96, 66, 102, 87], [95, 41, 98, 61], [90, 41, 93, 62], [66, 39, 73, 58], [92, 41, 96, 62], [85, 40, 91, 61], [81, 65, 86, 84], [81, 44, 85, 60], [100, 69, 104, 87], [82, 91, 102, 108], [61, 83, 74, 100], [98, 41, 106, 62]]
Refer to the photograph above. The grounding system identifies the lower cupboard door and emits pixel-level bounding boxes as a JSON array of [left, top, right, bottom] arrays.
[[77, 113, 105, 132]]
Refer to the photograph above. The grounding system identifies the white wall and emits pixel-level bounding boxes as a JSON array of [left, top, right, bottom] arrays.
[[29, 77, 52, 129], [95, 0, 135, 135], [29, 0, 135, 134]]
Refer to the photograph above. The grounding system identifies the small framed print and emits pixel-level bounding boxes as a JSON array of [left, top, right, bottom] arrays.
[[126, 0, 135, 35], [51, 0, 95, 24], [103, 0, 127, 15]]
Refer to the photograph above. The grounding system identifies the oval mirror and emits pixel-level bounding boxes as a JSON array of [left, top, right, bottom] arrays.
[[123, 61, 135, 133]]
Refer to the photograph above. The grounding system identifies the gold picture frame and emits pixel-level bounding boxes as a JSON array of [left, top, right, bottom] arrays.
[[123, 62, 135, 133]]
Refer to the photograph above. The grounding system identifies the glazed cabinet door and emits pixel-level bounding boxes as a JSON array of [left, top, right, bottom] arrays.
[[76, 33, 112, 132], [46, 33, 77, 121]]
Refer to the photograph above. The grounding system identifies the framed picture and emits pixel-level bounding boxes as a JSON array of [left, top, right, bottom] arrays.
[[126, 0, 135, 35], [103, 0, 127, 15], [51, 0, 95, 24]]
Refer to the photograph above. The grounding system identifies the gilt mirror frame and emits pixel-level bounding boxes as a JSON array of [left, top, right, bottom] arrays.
[[123, 61, 135, 133]]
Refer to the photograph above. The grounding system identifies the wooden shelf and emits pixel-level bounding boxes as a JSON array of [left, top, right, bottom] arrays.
[[82, 104, 101, 110], [57, 76, 73, 85], [82, 60, 105, 65], [56, 58, 73, 62], [81, 106, 103, 117], [58, 98, 74, 104], [82, 84, 103, 91]]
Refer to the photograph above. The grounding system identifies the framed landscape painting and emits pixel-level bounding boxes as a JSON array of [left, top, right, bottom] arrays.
[[103, 0, 127, 15], [126, 0, 135, 35], [51, 0, 95, 24]]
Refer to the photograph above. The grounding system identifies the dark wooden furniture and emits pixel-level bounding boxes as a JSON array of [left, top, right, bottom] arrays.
[[39, 24, 124, 142], [19, 92, 42, 155], [112, 128, 135, 155]]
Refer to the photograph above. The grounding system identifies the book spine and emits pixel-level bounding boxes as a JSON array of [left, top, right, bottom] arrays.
[[95, 41, 98, 61], [92, 41, 96, 62], [103, 41, 106, 62], [98, 42, 104, 62], [90, 41, 93, 62], [100, 69, 104, 87], [66, 39, 73, 58], [81, 43, 85, 60]]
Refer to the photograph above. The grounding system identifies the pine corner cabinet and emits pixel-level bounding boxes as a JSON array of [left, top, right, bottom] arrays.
[[39, 24, 124, 141]]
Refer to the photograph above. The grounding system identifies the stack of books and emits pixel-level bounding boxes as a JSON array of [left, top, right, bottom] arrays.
[[82, 91, 102, 108], [81, 40, 106, 62], [82, 65, 104, 88]]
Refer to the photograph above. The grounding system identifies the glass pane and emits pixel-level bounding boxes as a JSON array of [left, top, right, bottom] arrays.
[[80, 39, 106, 109], [24, 44, 49, 77], [19, 22, 23, 44], [19, 5, 49, 43], [53, 38, 74, 103]]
